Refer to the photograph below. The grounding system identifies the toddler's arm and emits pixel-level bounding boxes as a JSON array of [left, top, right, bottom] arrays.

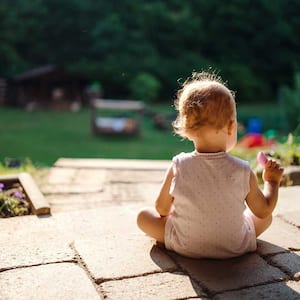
[[155, 164, 174, 217], [246, 160, 284, 219]]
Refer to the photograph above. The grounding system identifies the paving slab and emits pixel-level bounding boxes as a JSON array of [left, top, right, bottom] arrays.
[[42, 184, 104, 194], [100, 272, 208, 300], [108, 182, 160, 205], [0, 206, 140, 245], [256, 239, 289, 256], [276, 186, 300, 215], [0, 240, 75, 271], [45, 193, 106, 213], [1, 159, 299, 300], [213, 281, 300, 300], [168, 252, 287, 295], [268, 251, 300, 280], [278, 211, 300, 228], [74, 235, 177, 282], [258, 216, 300, 253], [275, 186, 300, 228], [55, 157, 170, 170], [108, 169, 165, 183], [42, 168, 107, 194], [43, 167, 78, 184], [44, 183, 158, 213], [0, 263, 100, 300]]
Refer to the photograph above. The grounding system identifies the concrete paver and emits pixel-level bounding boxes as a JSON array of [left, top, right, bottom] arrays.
[[279, 211, 300, 228], [108, 169, 165, 183], [258, 217, 300, 252], [0, 241, 75, 271], [42, 168, 106, 194], [74, 235, 177, 282], [1, 158, 299, 300], [256, 239, 289, 256], [0, 263, 100, 300], [169, 252, 287, 294], [54, 157, 170, 170], [0, 206, 139, 244], [268, 251, 300, 280], [100, 272, 208, 300], [213, 281, 300, 300], [276, 186, 300, 214], [275, 186, 300, 228]]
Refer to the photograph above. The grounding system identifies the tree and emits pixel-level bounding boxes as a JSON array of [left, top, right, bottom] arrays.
[[0, 0, 299, 104], [280, 72, 300, 131]]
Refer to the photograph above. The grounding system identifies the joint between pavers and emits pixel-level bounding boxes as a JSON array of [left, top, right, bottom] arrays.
[[69, 241, 105, 298], [94, 269, 178, 285], [211, 278, 289, 299], [288, 246, 300, 251], [0, 260, 77, 274], [169, 264, 213, 298], [277, 213, 300, 229], [265, 261, 294, 282], [176, 296, 205, 300], [264, 252, 300, 281], [45, 190, 104, 196], [257, 250, 289, 260], [160, 250, 215, 298]]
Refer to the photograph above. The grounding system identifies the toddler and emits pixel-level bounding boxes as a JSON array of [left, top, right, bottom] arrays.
[[137, 71, 284, 259]]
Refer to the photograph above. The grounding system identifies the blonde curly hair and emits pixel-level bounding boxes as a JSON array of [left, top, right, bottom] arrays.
[[173, 71, 236, 138]]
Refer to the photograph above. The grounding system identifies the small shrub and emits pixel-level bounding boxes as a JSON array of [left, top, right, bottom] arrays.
[[0, 158, 37, 175], [272, 133, 300, 166], [130, 72, 161, 103], [279, 72, 300, 131]]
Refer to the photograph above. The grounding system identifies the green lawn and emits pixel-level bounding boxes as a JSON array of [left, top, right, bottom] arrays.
[[0, 106, 193, 166], [0, 103, 292, 167]]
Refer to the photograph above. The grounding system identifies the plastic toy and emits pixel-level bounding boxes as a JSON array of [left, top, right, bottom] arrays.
[[257, 151, 268, 167]]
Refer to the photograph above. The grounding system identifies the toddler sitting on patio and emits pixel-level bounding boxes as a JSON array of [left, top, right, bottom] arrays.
[[137, 71, 284, 259]]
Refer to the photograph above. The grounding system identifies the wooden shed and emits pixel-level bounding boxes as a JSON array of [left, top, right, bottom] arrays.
[[7, 65, 90, 110]]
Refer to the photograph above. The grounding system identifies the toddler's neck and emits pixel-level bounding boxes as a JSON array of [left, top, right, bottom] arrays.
[[192, 126, 228, 153]]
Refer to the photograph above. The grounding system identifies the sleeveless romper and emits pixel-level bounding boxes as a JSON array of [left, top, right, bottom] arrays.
[[165, 151, 257, 259]]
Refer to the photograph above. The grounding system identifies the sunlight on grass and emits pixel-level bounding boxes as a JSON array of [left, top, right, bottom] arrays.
[[0, 106, 298, 168], [0, 107, 192, 166]]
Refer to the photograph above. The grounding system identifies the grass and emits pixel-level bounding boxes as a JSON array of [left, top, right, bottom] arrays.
[[0, 106, 193, 167], [0, 103, 298, 168]]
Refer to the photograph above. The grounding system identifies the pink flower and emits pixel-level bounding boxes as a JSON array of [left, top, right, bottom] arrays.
[[14, 191, 23, 199]]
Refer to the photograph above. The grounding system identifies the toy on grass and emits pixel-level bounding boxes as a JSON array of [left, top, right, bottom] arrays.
[[257, 151, 268, 168]]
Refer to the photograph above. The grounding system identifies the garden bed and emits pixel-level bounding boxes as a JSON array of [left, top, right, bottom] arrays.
[[0, 173, 50, 218], [282, 166, 300, 186]]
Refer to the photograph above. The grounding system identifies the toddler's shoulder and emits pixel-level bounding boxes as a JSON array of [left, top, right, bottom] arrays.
[[172, 151, 195, 163], [226, 154, 250, 169]]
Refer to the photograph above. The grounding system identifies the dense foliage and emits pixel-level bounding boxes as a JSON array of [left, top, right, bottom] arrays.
[[1, 0, 300, 104]]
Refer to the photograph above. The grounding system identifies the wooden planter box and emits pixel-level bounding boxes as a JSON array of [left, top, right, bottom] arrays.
[[0, 172, 50, 216], [283, 166, 300, 186]]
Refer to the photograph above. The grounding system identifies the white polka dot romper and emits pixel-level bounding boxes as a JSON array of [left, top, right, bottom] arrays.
[[165, 151, 257, 259]]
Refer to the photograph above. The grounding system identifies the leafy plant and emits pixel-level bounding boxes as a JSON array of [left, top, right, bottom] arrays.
[[0, 158, 37, 175], [279, 72, 300, 131], [271, 133, 300, 166], [130, 72, 161, 103], [0, 182, 31, 217]]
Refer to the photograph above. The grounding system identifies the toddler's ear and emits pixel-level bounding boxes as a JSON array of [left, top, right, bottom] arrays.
[[227, 119, 235, 135]]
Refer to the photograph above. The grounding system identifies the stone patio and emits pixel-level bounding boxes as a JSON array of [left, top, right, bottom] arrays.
[[0, 158, 299, 299]]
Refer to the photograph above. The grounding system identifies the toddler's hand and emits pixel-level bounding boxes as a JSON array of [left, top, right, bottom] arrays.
[[263, 160, 284, 184]]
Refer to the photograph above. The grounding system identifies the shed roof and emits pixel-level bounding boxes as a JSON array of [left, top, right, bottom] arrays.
[[14, 65, 58, 81], [14, 65, 89, 82]]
